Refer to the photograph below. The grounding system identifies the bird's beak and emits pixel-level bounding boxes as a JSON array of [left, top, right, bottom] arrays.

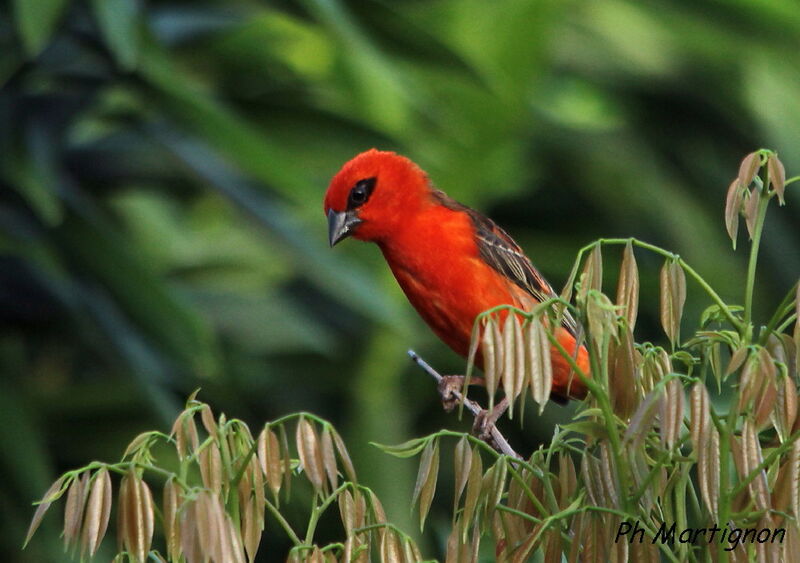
[[327, 209, 362, 247]]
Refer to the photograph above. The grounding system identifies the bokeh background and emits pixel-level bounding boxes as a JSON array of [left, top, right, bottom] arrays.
[[2, 0, 799, 561]]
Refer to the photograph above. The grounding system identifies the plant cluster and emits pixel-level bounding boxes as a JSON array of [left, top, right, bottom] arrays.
[[26, 150, 799, 561]]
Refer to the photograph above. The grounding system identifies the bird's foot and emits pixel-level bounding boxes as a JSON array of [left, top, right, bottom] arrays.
[[473, 397, 509, 442], [437, 375, 465, 412], [436, 375, 486, 412]]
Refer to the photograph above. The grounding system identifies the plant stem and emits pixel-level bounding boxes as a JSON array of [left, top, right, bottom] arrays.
[[264, 497, 302, 545], [305, 483, 350, 545], [715, 408, 736, 563], [760, 281, 799, 344], [744, 192, 770, 328]]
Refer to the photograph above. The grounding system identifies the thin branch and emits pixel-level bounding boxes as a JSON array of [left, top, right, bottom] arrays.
[[407, 349, 522, 460]]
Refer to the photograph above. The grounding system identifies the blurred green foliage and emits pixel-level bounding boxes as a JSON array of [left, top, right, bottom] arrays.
[[1, 0, 798, 561]]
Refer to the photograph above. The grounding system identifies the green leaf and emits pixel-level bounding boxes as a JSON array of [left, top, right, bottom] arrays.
[[13, 0, 69, 56], [55, 212, 220, 378], [90, 0, 140, 70], [371, 437, 431, 459]]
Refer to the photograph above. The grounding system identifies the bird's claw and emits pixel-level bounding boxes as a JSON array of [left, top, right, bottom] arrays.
[[437, 375, 465, 413], [472, 397, 509, 441]]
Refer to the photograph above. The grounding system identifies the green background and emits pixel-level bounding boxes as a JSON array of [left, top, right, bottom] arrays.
[[1, 0, 798, 560]]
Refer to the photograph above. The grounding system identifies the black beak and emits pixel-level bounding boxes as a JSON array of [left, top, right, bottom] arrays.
[[327, 209, 362, 247]]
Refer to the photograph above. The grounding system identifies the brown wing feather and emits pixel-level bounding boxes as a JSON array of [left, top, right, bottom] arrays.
[[432, 190, 579, 336]]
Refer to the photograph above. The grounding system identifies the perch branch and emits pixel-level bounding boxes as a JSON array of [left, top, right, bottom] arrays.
[[407, 350, 522, 460]]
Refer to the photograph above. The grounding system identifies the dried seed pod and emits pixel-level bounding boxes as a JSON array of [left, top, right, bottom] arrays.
[[768, 153, 786, 204], [727, 346, 748, 377], [526, 316, 553, 413], [772, 375, 798, 442], [163, 478, 182, 562], [453, 436, 472, 513], [598, 443, 619, 508], [120, 472, 155, 562], [413, 440, 440, 530], [585, 245, 603, 294], [199, 443, 223, 494], [338, 489, 356, 535], [296, 418, 325, 492], [689, 383, 711, 453], [725, 179, 743, 248], [624, 388, 661, 450], [24, 475, 67, 547], [502, 312, 515, 400], [481, 318, 498, 408], [742, 419, 770, 511], [616, 241, 640, 330], [81, 468, 112, 557], [610, 324, 639, 419], [744, 189, 760, 239], [660, 378, 685, 450], [791, 439, 800, 520], [737, 151, 761, 188], [501, 313, 526, 418], [380, 528, 405, 563], [697, 427, 720, 515], [461, 448, 483, 538], [331, 429, 357, 484], [659, 259, 686, 347], [558, 452, 577, 509], [771, 460, 793, 513], [64, 471, 89, 550], [320, 426, 338, 491], [179, 498, 200, 563], [257, 428, 282, 499], [200, 404, 217, 437]]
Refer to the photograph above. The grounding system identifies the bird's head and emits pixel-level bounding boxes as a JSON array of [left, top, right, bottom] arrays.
[[323, 149, 432, 246]]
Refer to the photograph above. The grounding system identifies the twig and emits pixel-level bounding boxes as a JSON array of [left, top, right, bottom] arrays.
[[407, 350, 522, 460]]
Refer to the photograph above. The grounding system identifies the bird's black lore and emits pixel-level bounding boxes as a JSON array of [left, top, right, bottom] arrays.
[[615, 520, 785, 552]]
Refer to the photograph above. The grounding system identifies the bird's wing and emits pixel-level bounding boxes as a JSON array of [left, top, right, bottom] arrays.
[[432, 190, 579, 336]]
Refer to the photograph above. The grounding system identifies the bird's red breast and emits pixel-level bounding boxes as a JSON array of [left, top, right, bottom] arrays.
[[324, 149, 589, 401]]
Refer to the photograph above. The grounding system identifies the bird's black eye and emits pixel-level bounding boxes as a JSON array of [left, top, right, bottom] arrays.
[[347, 177, 376, 209]]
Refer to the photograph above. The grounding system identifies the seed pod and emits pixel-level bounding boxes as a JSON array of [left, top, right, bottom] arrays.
[[257, 428, 282, 499], [660, 378, 684, 450], [742, 419, 770, 512], [481, 318, 498, 408], [724, 179, 743, 248], [163, 478, 182, 562], [616, 241, 640, 330], [501, 313, 526, 418], [412, 440, 439, 530], [744, 189, 760, 239], [24, 475, 67, 547], [461, 447, 483, 539], [81, 468, 112, 557], [331, 429, 357, 484], [199, 443, 223, 494], [526, 316, 552, 413], [768, 153, 786, 204], [610, 324, 639, 419], [697, 427, 720, 516], [737, 151, 761, 189], [659, 259, 686, 347], [577, 245, 602, 305], [63, 471, 89, 550], [624, 388, 661, 450], [321, 426, 338, 491], [120, 472, 155, 563], [453, 436, 472, 513], [296, 418, 325, 492]]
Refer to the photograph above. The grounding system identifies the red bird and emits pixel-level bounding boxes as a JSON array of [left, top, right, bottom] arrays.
[[323, 149, 589, 403]]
